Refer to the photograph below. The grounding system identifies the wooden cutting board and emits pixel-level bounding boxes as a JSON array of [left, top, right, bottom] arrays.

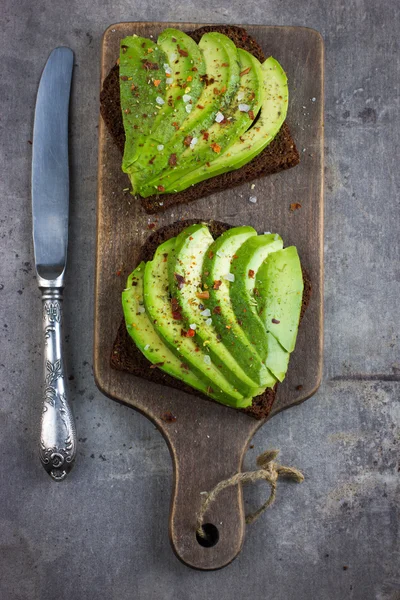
[[94, 22, 324, 570]]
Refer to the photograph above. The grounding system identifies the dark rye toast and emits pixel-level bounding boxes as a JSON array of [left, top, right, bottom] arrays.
[[111, 219, 311, 419], [100, 25, 300, 214]]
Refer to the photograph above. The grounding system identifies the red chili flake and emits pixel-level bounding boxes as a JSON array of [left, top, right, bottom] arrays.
[[221, 62, 229, 67], [253, 287, 260, 297], [116, 270, 121, 276], [161, 411, 177, 422], [192, 66, 198, 71], [171, 297, 182, 320], [186, 329, 195, 337], [148, 156, 155, 164], [177, 47, 188, 57], [142, 114, 148, 118], [208, 251, 214, 259], [196, 291, 210, 299], [220, 85, 227, 93], [174, 272, 185, 289], [120, 75, 128, 81], [187, 75, 192, 81], [169, 153, 177, 166], [202, 131, 209, 141], [130, 83, 136, 91], [213, 305, 221, 315], [172, 122, 179, 130], [163, 253, 168, 262], [124, 108, 131, 114], [172, 37, 177, 42], [133, 125, 138, 129], [237, 319, 243, 325], [153, 79, 161, 87], [248, 269, 255, 278], [181, 362, 189, 370], [142, 60, 159, 70], [240, 67, 251, 76], [206, 162, 211, 167], [248, 110, 255, 120], [213, 87, 220, 95], [183, 135, 193, 147], [210, 143, 221, 154], [272, 318, 280, 324], [150, 362, 164, 369], [148, 223, 156, 229], [296, 384, 303, 391], [213, 280, 222, 289], [290, 202, 302, 211], [157, 185, 165, 192]]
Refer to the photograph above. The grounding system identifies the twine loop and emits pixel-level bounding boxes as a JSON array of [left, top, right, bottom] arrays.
[[196, 449, 304, 538]]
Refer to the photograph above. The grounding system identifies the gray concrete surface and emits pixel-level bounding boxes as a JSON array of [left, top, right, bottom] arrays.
[[1, 1, 399, 599]]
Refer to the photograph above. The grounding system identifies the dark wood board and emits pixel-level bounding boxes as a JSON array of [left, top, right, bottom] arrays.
[[94, 22, 324, 570]]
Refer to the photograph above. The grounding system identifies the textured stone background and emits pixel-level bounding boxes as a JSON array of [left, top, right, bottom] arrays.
[[1, 1, 399, 599]]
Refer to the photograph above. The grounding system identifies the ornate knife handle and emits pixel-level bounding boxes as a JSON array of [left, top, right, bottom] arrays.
[[39, 286, 76, 480]]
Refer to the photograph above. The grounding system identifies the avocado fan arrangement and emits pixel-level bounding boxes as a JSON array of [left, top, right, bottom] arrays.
[[122, 223, 303, 409], [119, 28, 288, 197]]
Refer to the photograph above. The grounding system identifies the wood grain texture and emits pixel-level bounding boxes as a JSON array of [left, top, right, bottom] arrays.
[[94, 22, 324, 570]]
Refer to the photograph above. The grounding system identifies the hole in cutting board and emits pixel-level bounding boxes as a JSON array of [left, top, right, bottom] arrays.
[[196, 523, 219, 548]]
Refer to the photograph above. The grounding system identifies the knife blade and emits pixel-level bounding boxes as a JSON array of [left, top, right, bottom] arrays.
[[32, 47, 77, 480]]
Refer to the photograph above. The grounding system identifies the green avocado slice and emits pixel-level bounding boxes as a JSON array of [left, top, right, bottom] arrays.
[[143, 237, 251, 408], [256, 246, 304, 353], [119, 36, 168, 173], [165, 56, 288, 193], [229, 234, 289, 382], [144, 48, 265, 194], [135, 32, 241, 196], [201, 227, 277, 388], [126, 29, 207, 190], [169, 224, 264, 397], [122, 262, 217, 397]]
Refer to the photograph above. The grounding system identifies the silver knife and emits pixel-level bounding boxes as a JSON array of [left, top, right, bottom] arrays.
[[32, 47, 77, 481]]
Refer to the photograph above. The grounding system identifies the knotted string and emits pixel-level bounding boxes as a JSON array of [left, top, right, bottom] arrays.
[[196, 449, 304, 537]]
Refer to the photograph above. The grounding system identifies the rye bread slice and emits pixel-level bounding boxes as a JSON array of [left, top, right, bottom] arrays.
[[100, 25, 300, 214], [110, 219, 311, 420]]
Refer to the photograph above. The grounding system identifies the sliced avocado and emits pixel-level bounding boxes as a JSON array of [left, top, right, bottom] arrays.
[[143, 237, 251, 408], [127, 29, 206, 190], [122, 262, 216, 397], [136, 32, 241, 197], [149, 48, 265, 194], [119, 36, 168, 173], [256, 246, 304, 353], [229, 234, 289, 381], [166, 56, 288, 193], [201, 227, 277, 388], [169, 224, 264, 397]]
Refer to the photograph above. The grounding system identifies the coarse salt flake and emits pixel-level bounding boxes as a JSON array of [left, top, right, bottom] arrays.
[[201, 308, 211, 317], [156, 96, 165, 105], [189, 137, 198, 149], [216, 250, 223, 257], [185, 104, 192, 113], [239, 103, 250, 112], [157, 144, 164, 151], [205, 318, 212, 326], [137, 306, 146, 313], [189, 323, 197, 330], [249, 196, 257, 204], [182, 94, 192, 103], [144, 344, 150, 351], [204, 355, 211, 365], [223, 273, 235, 282], [237, 91, 245, 101], [215, 111, 224, 123]]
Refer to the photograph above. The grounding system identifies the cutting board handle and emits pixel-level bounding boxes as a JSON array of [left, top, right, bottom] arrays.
[[165, 417, 255, 570]]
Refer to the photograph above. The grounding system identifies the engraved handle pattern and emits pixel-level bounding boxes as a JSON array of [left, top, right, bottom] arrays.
[[39, 288, 76, 480]]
